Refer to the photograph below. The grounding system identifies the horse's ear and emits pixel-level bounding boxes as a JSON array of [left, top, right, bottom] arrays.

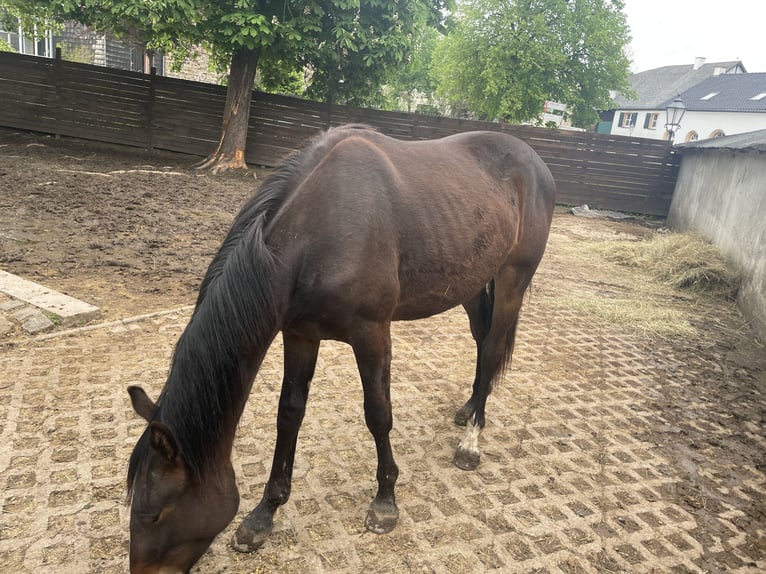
[[149, 421, 180, 462], [128, 386, 156, 421]]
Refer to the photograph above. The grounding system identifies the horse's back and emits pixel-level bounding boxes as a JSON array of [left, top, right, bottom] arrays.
[[331, 129, 555, 232], [269, 127, 555, 335], [319, 127, 556, 266]]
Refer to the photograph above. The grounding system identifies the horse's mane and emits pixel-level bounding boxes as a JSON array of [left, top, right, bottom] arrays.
[[127, 126, 368, 493]]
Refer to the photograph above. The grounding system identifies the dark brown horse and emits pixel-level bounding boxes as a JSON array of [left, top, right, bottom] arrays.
[[126, 125, 555, 573]]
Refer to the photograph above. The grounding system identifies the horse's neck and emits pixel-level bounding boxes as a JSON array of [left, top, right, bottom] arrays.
[[169, 207, 282, 472], [225, 346, 273, 432], [161, 331, 276, 475]]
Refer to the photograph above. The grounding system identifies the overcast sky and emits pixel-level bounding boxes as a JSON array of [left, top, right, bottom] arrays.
[[623, 0, 766, 73]]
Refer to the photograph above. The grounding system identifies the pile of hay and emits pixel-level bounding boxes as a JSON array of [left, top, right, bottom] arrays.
[[596, 233, 741, 300]]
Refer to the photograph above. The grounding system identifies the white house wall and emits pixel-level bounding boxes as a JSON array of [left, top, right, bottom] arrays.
[[676, 111, 766, 142], [610, 110, 766, 142], [609, 110, 665, 139]]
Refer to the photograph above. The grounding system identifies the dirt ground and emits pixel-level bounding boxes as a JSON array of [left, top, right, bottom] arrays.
[[0, 128, 764, 573]]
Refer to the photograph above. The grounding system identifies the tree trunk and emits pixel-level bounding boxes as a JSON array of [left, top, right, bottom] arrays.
[[197, 48, 260, 173]]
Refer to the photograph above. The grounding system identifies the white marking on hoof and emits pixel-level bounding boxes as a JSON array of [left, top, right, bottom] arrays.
[[457, 422, 483, 458]]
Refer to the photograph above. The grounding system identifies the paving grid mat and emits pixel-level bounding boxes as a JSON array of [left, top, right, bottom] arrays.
[[0, 297, 764, 573]]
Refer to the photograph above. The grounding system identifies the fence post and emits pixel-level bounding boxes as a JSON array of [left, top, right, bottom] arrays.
[[325, 94, 333, 129], [146, 67, 156, 150], [659, 143, 681, 205], [53, 47, 63, 139]]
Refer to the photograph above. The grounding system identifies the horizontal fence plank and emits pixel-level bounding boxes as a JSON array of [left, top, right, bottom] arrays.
[[0, 51, 679, 216]]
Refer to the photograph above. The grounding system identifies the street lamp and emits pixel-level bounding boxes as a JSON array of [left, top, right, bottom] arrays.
[[664, 97, 686, 142]]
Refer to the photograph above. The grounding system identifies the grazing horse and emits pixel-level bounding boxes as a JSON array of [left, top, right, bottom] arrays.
[[126, 125, 555, 573]]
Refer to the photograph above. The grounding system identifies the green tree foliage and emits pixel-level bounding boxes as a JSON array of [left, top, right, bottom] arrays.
[[299, 2, 447, 107], [2, 0, 450, 169], [384, 26, 444, 112], [431, 0, 632, 127]]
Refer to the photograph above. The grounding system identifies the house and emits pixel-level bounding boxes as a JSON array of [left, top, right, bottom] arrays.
[[540, 101, 567, 127], [1, 21, 163, 73], [0, 23, 54, 57], [667, 73, 766, 142], [3, 18, 219, 85], [598, 57, 766, 142]]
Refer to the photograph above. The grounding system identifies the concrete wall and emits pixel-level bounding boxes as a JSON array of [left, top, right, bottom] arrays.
[[667, 149, 766, 342]]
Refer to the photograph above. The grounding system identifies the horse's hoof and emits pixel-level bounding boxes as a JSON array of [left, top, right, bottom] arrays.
[[453, 448, 481, 471], [454, 406, 473, 427], [231, 515, 273, 553], [365, 500, 399, 534]]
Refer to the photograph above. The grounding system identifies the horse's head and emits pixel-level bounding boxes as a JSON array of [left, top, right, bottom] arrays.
[[127, 386, 240, 573]]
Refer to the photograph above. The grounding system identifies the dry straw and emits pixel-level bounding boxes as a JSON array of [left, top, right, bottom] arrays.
[[559, 295, 698, 339], [595, 233, 741, 300], [551, 227, 742, 339]]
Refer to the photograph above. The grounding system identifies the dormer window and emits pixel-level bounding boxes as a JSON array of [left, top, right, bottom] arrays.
[[700, 92, 719, 100]]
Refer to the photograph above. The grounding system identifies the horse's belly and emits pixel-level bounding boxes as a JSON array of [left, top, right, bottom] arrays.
[[391, 204, 515, 321], [392, 265, 497, 321], [392, 297, 466, 321]]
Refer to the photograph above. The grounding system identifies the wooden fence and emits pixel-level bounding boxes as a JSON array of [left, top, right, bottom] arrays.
[[0, 51, 680, 216]]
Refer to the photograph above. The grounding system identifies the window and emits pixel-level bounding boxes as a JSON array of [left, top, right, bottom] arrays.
[[700, 92, 719, 100], [709, 129, 726, 138], [750, 92, 766, 101], [643, 112, 659, 130], [685, 131, 699, 142], [0, 20, 54, 57], [619, 112, 637, 128]]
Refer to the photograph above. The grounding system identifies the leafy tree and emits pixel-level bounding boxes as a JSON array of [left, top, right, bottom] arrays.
[[431, 0, 632, 127], [385, 26, 444, 113], [1, 1, 450, 171]]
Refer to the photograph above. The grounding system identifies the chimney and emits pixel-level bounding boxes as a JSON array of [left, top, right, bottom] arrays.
[[693, 57, 706, 70]]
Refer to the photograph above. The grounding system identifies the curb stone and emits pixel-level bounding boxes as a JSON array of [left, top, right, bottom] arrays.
[[1, 302, 54, 335], [0, 271, 99, 337], [0, 314, 12, 335], [21, 309, 55, 333]]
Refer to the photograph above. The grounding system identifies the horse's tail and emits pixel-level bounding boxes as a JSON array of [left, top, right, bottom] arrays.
[[479, 279, 495, 335], [480, 278, 507, 389], [483, 274, 524, 391]]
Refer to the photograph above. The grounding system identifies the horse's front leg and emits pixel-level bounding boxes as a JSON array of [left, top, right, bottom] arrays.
[[232, 331, 319, 552], [351, 320, 400, 534]]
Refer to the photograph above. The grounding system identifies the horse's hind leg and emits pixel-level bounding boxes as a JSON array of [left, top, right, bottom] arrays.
[[233, 331, 319, 552], [455, 285, 493, 427], [453, 265, 533, 471]]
